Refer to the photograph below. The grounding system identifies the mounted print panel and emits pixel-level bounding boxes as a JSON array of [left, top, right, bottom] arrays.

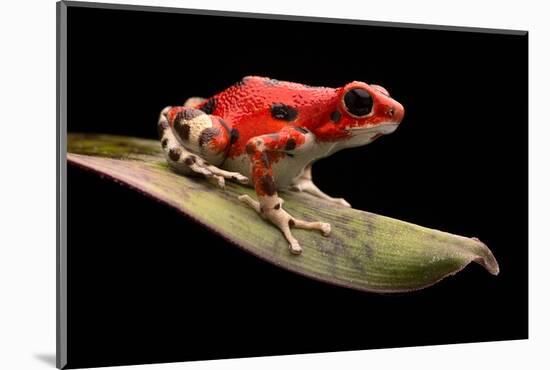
[[57, 1, 528, 368]]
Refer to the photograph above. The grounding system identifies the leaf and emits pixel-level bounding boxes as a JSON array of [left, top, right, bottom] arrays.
[[67, 133, 499, 293]]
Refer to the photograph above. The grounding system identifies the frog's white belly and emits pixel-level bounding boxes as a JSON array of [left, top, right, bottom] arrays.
[[221, 130, 383, 189], [222, 138, 341, 188], [222, 151, 318, 189]]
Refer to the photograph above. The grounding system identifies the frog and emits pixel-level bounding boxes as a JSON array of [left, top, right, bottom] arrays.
[[157, 76, 404, 255]]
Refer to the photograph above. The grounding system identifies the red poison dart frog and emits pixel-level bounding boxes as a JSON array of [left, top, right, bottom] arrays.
[[157, 76, 405, 254]]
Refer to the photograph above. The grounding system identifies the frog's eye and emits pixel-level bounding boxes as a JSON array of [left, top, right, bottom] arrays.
[[343, 88, 373, 117]]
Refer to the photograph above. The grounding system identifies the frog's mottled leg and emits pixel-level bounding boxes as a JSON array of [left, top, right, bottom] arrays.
[[238, 127, 331, 255], [157, 106, 248, 187], [290, 164, 351, 207]]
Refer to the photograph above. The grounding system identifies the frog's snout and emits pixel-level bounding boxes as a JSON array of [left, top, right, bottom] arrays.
[[387, 100, 405, 124]]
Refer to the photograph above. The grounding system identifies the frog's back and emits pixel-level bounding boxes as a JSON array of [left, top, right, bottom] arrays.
[[194, 76, 338, 157], [198, 76, 337, 125]]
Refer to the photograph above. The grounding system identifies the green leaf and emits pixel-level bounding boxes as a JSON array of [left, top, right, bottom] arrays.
[[67, 133, 499, 293]]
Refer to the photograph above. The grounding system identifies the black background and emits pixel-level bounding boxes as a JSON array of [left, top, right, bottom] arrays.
[[66, 4, 528, 369]]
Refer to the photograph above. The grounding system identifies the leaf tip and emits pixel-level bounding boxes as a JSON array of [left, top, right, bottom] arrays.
[[470, 237, 500, 276]]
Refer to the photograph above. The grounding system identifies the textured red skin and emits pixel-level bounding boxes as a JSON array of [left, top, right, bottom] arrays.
[[196, 76, 404, 157], [171, 76, 404, 196]]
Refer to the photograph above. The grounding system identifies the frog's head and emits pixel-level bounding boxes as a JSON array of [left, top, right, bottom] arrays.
[[316, 81, 404, 146]]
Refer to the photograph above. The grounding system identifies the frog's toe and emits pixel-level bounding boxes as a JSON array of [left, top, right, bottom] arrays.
[[289, 240, 302, 255], [238, 194, 261, 213], [204, 166, 249, 186], [230, 173, 249, 185], [320, 222, 331, 236], [333, 198, 351, 208], [291, 218, 332, 237], [213, 175, 225, 188]]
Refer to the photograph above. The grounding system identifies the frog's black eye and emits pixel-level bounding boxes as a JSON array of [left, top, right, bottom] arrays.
[[343, 88, 373, 117]]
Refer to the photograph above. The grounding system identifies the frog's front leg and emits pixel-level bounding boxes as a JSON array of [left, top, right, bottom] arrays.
[[290, 164, 351, 207], [158, 106, 248, 187], [238, 127, 331, 255]]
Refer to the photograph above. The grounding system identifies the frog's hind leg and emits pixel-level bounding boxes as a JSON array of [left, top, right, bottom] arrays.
[[157, 106, 248, 187], [290, 164, 351, 207], [238, 126, 331, 255]]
